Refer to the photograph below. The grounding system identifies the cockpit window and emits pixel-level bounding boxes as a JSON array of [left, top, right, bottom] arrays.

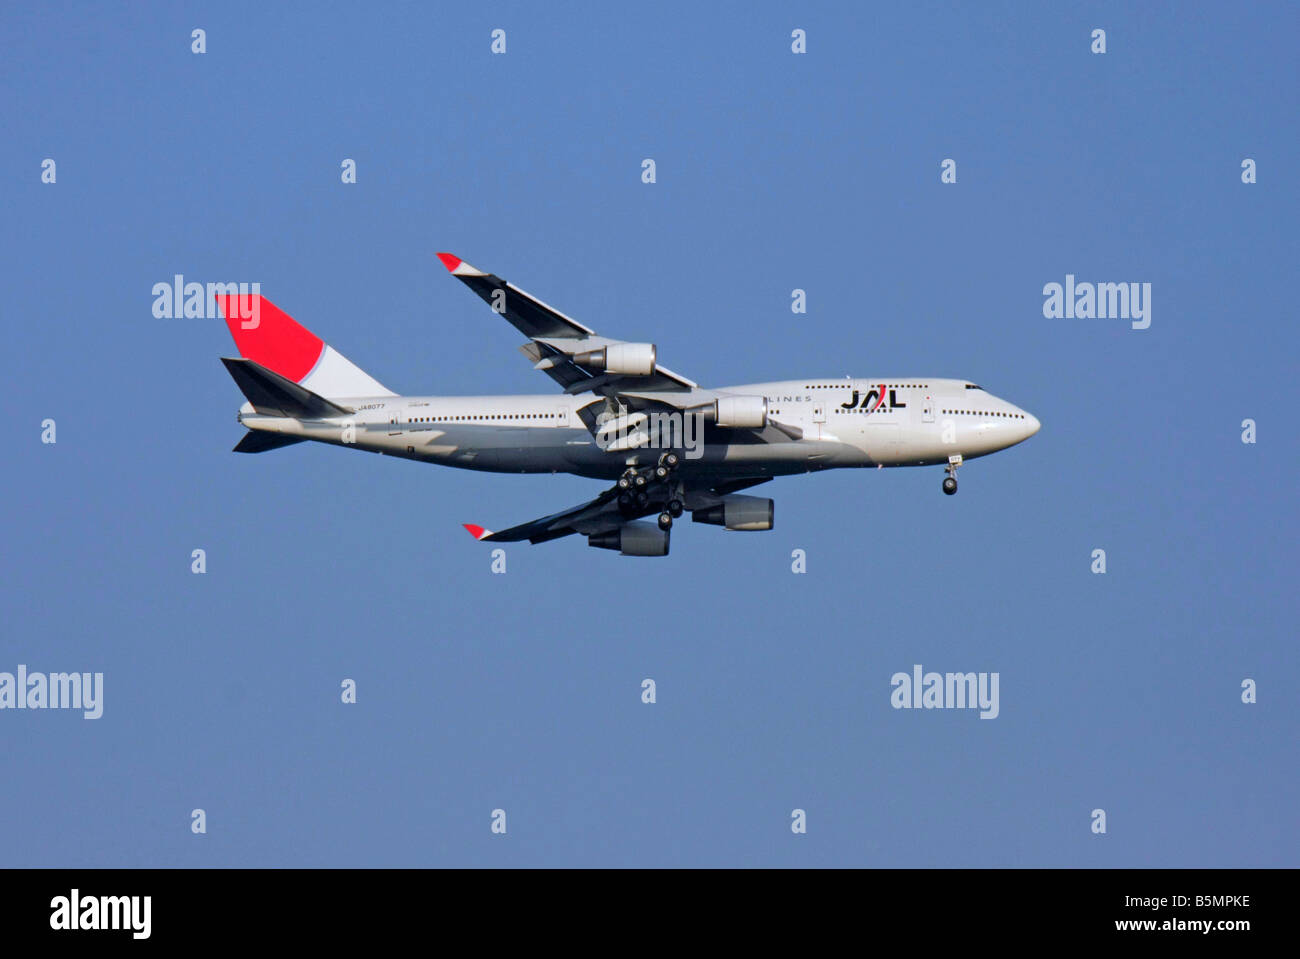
[[964, 384, 983, 390]]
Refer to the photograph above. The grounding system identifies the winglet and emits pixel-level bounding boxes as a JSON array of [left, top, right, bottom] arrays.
[[463, 523, 494, 541], [437, 252, 487, 277]]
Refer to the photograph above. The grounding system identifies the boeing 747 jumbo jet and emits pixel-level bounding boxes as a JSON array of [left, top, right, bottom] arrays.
[[218, 254, 1040, 556]]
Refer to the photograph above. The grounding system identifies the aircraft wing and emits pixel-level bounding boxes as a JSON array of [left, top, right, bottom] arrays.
[[464, 477, 772, 545], [463, 487, 624, 544], [436, 252, 697, 397]]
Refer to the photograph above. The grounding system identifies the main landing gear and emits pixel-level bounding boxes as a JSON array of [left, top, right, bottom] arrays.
[[619, 452, 684, 525], [658, 497, 684, 531], [942, 454, 962, 496], [616, 467, 648, 508]]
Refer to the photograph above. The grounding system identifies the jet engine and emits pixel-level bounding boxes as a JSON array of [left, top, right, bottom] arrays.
[[574, 343, 657, 376], [587, 520, 670, 556], [711, 395, 768, 429], [691, 494, 774, 531]]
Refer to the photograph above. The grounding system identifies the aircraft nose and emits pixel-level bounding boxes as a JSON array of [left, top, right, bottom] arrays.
[[1022, 411, 1041, 438]]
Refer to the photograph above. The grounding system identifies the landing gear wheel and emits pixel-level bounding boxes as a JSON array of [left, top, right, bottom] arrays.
[[659, 452, 681, 470], [658, 512, 673, 531], [618, 492, 633, 509], [634, 491, 650, 508], [633, 472, 648, 489], [667, 499, 684, 518], [654, 465, 670, 480], [617, 471, 634, 491], [942, 454, 962, 496]]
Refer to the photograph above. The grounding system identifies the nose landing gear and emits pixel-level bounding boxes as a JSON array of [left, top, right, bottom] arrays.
[[942, 454, 962, 495]]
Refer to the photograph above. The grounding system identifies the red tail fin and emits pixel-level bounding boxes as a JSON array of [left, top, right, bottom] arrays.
[[215, 294, 394, 398]]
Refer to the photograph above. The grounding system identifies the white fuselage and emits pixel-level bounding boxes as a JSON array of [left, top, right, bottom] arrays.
[[238, 377, 1039, 481]]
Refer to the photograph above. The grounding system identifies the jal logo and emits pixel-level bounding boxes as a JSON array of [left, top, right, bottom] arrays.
[[840, 386, 907, 412]]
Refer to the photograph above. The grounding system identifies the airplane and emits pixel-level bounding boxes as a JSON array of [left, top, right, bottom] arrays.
[[217, 253, 1041, 556]]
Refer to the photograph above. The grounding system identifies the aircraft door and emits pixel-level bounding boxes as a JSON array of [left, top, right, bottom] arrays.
[[922, 395, 935, 423], [388, 411, 403, 435]]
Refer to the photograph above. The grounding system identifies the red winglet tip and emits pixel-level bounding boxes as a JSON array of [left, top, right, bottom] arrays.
[[437, 252, 462, 272], [463, 523, 488, 540]]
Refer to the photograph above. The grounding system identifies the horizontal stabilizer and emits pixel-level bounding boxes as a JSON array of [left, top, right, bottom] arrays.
[[221, 357, 349, 419], [233, 431, 306, 454]]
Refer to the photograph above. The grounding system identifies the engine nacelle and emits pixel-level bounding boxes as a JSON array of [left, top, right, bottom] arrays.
[[574, 343, 657, 376], [588, 521, 670, 556], [691, 495, 774, 531], [713, 395, 768, 429]]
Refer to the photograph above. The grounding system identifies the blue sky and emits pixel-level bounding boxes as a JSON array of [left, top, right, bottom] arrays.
[[1, 1, 1296, 866]]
